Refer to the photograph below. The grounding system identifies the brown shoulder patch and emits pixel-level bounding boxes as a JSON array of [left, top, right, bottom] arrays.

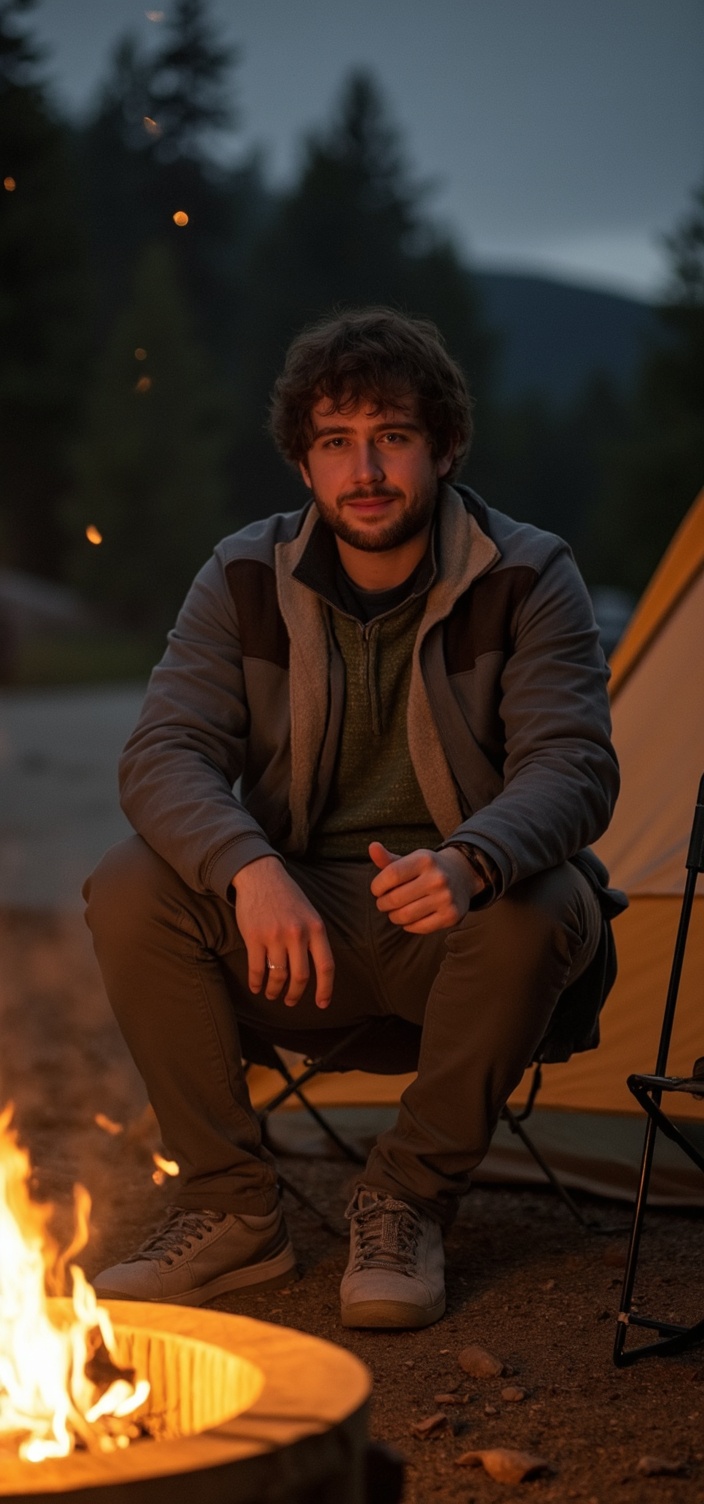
[[444, 565, 537, 674], [225, 559, 289, 668]]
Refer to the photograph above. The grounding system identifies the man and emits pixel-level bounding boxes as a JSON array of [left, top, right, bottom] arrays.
[[85, 307, 624, 1329]]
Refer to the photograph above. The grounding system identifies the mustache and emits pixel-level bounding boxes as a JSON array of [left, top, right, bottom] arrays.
[[339, 486, 402, 503]]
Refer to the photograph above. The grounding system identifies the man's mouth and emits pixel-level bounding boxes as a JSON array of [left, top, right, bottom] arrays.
[[343, 491, 401, 509]]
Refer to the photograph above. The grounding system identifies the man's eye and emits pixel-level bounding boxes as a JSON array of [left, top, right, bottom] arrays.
[[382, 431, 407, 443]]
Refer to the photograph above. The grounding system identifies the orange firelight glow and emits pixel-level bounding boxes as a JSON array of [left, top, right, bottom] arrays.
[[94, 1114, 123, 1137], [151, 1153, 179, 1187], [3, 177, 16, 192], [172, 211, 189, 227], [85, 525, 103, 546], [0, 1105, 150, 1461]]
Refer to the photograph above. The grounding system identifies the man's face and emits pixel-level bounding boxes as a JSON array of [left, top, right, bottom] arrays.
[[298, 396, 454, 554]]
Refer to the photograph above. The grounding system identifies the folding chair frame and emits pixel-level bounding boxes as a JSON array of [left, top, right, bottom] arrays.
[[247, 1022, 595, 1232], [614, 774, 704, 1367]]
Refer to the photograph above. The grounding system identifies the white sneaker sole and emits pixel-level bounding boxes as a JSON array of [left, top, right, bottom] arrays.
[[96, 1240, 298, 1307], [340, 1292, 446, 1329]]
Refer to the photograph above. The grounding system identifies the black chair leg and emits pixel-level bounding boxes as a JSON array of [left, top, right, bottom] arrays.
[[502, 1106, 593, 1229]]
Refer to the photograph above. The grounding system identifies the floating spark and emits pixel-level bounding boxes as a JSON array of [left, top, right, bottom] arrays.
[[151, 1154, 179, 1187]]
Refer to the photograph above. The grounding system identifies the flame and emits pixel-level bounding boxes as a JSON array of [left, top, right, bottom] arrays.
[[85, 525, 102, 546], [172, 211, 189, 227], [151, 1154, 179, 1187], [0, 1105, 150, 1462], [94, 1114, 123, 1138]]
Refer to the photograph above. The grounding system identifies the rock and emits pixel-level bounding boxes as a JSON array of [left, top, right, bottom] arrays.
[[411, 1412, 448, 1438], [484, 1403, 499, 1416], [457, 1343, 506, 1378], [434, 1392, 466, 1406], [456, 1447, 554, 1482], [501, 1385, 527, 1403], [636, 1456, 687, 1477]]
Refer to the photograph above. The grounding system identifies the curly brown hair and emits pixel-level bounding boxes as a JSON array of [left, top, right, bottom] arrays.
[[269, 307, 473, 479]]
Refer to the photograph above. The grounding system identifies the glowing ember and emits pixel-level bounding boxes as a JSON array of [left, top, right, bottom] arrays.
[[134, 347, 148, 360], [172, 210, 189, 227], [151, 1154, 179, 1187], [143, 116, 162, 136], [0, 1105, 150, 1462], [85, 525, 103, 546], [94, 1115, 123, 1138], [135, 375, 153, 393], [3, 177, 16, 192]]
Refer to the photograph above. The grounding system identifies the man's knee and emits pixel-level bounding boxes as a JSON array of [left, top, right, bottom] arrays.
[[83, 836, 173, 943], [459, 862, 600, 975]]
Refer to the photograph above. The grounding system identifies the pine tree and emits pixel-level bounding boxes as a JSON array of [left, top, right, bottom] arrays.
[[589, 176, 704, 592], [77, 0, 248, 361], [66, 242, 231, 632], [147, 0, 238, 163], [0, 0, 89, 574], [230, 71, 493, 521]]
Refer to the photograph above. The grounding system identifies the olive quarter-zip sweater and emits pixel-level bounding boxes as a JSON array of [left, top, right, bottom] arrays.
[[310, 594, 443, 860]]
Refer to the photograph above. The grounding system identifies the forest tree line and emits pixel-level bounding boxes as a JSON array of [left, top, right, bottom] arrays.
[[1, 0, 702, 646]]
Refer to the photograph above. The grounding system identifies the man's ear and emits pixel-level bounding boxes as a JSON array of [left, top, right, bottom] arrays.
[[437, 446, 456, 480], [298, 460, 312, 489]]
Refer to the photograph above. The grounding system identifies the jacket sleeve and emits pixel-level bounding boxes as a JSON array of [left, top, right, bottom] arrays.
[[442, 545, 620, 894], [119, 552, 281, 897]]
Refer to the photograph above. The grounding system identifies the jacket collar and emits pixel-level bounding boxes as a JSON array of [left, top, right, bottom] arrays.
[[283, 482, 499, 605]]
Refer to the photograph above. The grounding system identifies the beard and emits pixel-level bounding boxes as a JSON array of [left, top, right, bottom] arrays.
[[312, 476, 439, 553]]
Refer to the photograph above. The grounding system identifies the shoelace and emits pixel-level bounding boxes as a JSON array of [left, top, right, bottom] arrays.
[[124, 1208, 226, 1266], [349, 1195, 423, 1276]]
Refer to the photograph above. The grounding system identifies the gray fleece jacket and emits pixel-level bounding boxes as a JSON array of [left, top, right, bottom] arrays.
[[119, 483, 621, 912]]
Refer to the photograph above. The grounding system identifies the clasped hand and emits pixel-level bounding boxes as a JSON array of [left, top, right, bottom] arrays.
[[231, 843, 482, 1011]]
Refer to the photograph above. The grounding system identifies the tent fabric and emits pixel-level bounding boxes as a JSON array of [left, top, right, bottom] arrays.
[[248, 491, 704, 1202]]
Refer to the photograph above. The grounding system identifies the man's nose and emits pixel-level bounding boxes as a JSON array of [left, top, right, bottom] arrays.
[[352, 442, 384, 483]]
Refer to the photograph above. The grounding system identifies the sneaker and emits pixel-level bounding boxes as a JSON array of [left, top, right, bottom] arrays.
[[92, 1204, 297, 1306], [340, 1187, 445, 1329]]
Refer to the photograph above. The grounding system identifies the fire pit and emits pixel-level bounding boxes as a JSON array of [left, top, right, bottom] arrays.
[[0, 1299, 371, 1503]]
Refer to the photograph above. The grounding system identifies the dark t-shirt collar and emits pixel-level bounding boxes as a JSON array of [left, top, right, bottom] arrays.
[[293, 511, 437, 623]]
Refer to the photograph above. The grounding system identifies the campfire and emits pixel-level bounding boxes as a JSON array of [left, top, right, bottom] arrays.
[[0, 1106, 371, 1502], [0, 1104, 151, 1461]]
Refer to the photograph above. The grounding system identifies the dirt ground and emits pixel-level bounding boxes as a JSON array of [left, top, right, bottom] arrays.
[[2, 907, 704, 1504]]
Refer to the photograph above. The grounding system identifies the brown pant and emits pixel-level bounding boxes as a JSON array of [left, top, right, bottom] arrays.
[[83, 838, 601, 1226]]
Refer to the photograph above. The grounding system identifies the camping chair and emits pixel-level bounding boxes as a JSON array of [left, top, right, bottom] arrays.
[[613, 773, 704, 1367], [241, 1012, 595, 1235]]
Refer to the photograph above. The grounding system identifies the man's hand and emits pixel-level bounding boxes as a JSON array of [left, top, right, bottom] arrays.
[[231, 856, 334, 1009], [369, 841, 485, 933]]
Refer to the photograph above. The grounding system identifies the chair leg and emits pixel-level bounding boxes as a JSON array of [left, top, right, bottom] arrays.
[[501, 1106, 593, 1228]]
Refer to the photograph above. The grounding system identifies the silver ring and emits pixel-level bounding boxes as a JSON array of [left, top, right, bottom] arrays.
[[266, 960, 288, 971]]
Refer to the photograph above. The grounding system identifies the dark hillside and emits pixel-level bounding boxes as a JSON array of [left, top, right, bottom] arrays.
[[474, 270, 660, 405]]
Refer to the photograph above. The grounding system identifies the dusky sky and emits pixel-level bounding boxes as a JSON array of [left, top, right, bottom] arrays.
[[30, 0, 704, 301]]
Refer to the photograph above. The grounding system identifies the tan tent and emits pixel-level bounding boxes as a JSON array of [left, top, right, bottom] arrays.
[[249, 492, 704, 1202]]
